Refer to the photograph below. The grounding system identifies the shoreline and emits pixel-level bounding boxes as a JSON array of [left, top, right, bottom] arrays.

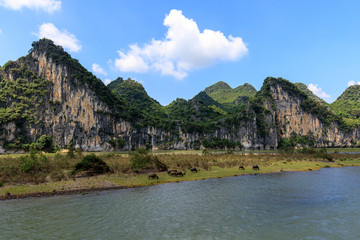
[[1, 160, 358, 201]]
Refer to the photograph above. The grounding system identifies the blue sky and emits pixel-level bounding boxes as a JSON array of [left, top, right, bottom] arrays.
[[1, 0, 360, 105]]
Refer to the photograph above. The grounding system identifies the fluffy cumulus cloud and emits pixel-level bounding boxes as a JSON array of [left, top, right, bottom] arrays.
[[92, 63, 107, 76], [308, 83, 331, 100], [0, 0, 61, 13], [35, 23, 81, 52], [347, 80, 360, 87], [115, 9, 248, 79]]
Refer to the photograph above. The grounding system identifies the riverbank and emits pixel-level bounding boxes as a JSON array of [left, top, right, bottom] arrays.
[[2, 151, 360, 200]]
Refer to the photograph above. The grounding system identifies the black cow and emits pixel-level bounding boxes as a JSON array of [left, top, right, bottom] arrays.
[[239, 165, 245, 170], [190, 168, 198, 173], [252, 165, 260, 170], [148, 173, 159, 179], [171, 171, 184, 177]]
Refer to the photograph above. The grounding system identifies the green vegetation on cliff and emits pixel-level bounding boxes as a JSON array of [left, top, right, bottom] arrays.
[[111, 79, 162, 113], [330, 85, 360, 119], [0, 61, 49, 125], [107, 77, 123, 90], [165, 98, 224, 133], [108, 78, 173, 130], [294, 82, 326, 104]]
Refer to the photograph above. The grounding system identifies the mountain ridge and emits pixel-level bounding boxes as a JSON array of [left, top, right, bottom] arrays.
[[0, 38, 359, 152]]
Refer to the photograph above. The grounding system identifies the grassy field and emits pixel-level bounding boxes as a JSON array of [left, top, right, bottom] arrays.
[[1, 150, 360, 199]]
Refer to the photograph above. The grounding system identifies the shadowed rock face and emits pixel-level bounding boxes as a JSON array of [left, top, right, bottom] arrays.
[[0, 40, 358, 152]]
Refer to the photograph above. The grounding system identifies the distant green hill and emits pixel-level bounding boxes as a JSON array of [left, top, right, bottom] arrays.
[[109, 78, 171, 129], [294, 82, 326, 104], [204, 81, 257, 105], [330, 85, 360, 119], [108, 78, 229, 132], [110, 78, 161, 111], [233, 83, 258, 105]]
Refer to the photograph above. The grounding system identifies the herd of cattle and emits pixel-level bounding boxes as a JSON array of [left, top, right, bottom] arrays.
[[148, 165, 260, 179]]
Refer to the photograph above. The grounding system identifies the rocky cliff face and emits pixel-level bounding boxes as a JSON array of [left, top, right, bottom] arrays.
[[269, 81, 359, 147], [1, 49, 135, 151]]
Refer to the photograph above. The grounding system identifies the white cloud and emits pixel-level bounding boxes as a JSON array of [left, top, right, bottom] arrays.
[[115, 45, 149, 73], [114, 9, 248, 79], [35, 23, 81, 52], [92, 63, 107, 76], [0, 29, 2, 35], [0, 0, 61, 13], [308, 83, 331, 100], [347, 80, 360, 87], [104, 79, 111, 85]]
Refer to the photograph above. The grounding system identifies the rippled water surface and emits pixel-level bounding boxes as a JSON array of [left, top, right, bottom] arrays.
[[1, 167, 360, 240]]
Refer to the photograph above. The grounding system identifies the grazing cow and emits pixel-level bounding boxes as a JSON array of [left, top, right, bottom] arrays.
[[168, 170, 178, 175], [170, 171, 184, 177], [148, 173, 159, 179], [239, 165, 245, 170], [190, 168, 198, 173], [252, 165, 260, 170]]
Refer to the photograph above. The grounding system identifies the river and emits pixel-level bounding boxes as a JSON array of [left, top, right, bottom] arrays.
[[1, 167, 360, 239]]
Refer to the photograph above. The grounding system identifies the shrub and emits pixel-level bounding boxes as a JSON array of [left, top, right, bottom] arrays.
[[66, 142, 75, 158], [108, 138, 126, 149], [73, 154, 110, 173], [18, 150, 48, 173], [37, 135, 53, 151], [152, 156, 168, 171], [129, 149, 167, 171], [313, 148, 334, 161], [202, 149, 210, 155], [129, 149, 153, 170]]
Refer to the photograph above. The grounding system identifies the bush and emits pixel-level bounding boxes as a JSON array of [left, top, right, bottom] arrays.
[[66, 143, 75, 158], [73, 154, 110, 173], [152, 156, 168, 171], [314, 148, 334, 162], [18, 150, 48, 173], [36, 135, 53, 152], [129, 149, 167, 171], [129, 149, 153, 170]]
